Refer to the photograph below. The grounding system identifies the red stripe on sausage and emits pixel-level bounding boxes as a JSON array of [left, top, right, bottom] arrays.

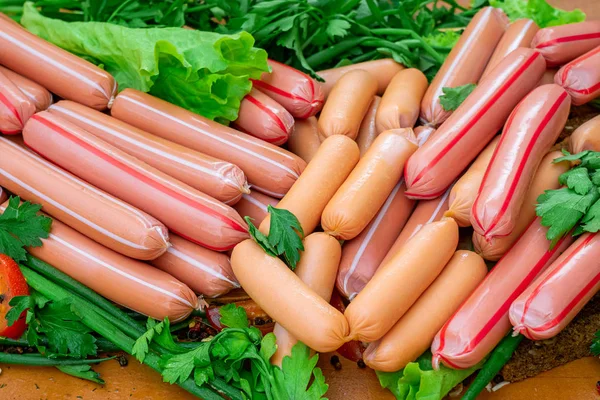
[[29, 115, 248, 234], [536, 32, 600, 48], [569, 81, 600, 95], [245, 94, 289, 138], [0, 89, 23, 128], [251, 80, 310, 103]]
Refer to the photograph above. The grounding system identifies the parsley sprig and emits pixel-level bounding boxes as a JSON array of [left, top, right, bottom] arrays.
[[439, 83, 477, 111]]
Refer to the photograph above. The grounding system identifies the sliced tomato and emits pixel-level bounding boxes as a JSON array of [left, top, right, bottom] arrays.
[[0, 254, 29, 339]]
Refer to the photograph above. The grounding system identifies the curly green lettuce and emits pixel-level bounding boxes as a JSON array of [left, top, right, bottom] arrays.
[[20, 2, 269, 122], [489, 0, 586, 28]]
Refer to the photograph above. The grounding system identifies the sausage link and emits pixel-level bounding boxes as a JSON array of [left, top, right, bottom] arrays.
[[431, 218, 573, 369], [445, 137, 500, 227], [471, 85, 570, 240], [23, 112, 248, 252], [375, 69, 428, 133], [481, 19, 539, 78], [252, 60, 324, 118], [364, 250, 487, 372], [345, 218, 458, 342], [532, 21, 600, 67], [48, 100, 249, 205], [414, 125, 436, 146], [271, 233, 341, 365], [0, 15, 116, 110], [233, 88, 294, 145], [510, 233, 600, 340], [405, 48, 546, 200], [569, 114, 600, 153], [317, 70, 378, 141], [233, 191, 279, 224], [231, 239, 350, 352], [150, 234, 239, 298], [322, 129, 417, 240], [474, 151, 569, 261], [555, 45, 600, 106], [110, 89, 306, 198], [260, 135, 360, 236], [0, 66, 52, 112], [0, 185, 7, 204], [420, 7, 508, 127], [356, 96, 381, 157], [287, 116, 321, 163], [0, 136, 168, 260], [0, 69, 35, 134], [336, 181, 415, 300]]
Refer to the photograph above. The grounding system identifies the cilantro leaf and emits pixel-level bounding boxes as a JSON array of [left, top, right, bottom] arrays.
[[57, 364, 105, 384], [559, 167, 593, 195], [6, 295, 31, 327], [579, 197, 600, 233], [132, 318, 163, 363], [580, 152, 600, 170], [161, 344, 211, 384], [591, 170, 600, 186], [0, 197, 52, 262], [220, 303, 250, 329], [246, 216, 278, 257], [267, 206, 304, 270], [273, 342, 328, 400], [326, 19, 351, 39], [439, 84, 476, 111]]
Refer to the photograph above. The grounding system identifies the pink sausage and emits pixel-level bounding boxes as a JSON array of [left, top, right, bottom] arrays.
[[555, 45, 600, 106], [431, 218, 573, 369], [0, 65, 52, 112], [233, 191, 279, 224], [532, 20, 600, 67], [414, 125, 436, 146], [233, 88, 294, 145], [405, 48, 546, 200], [335, 181, 415, 300], [0, 69, 35, 134], [537, 68, 559, 87], [252, 60, 324, 118], [471, 84, 570, 240], [0, 185, 7, 204]]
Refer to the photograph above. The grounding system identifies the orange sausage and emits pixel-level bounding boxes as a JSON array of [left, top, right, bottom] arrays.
[[231, 239, 350, 352], [260, 135, 360, 236], [322, 129, 417, 240], [286, 117, 321, 164], [375, 69, 428, 133], [344, 218, 458, 342], [473, 151, 569, 261], [569, 114, 600, 153], [445, 136, 500, 227], [0, 68, 35, 134], [317, 70, 378, 141], [364, 250, 487, 372], [414, 125, 436, 146], [233, 191, 279, 224], [317, 59, 404, 98], [0, 66, 52, 112], [271, 233, 341, 366], [356, 96, 381, 157]]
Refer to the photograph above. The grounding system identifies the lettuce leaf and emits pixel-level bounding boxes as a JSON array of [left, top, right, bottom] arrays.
[[20, 2, 269, 122], [376, 352, 484, 400], [489, 0, 586, 27]]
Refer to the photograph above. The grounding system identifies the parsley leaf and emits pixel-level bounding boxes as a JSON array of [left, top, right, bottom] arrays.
[[6, 295, 31, 327], [273, 342, 328, 400], [579, 198, 600, 233], [559, 167, 593, 195], [245, 216, 277, 257], [439, 84, 476, 111], [554, 149, 588, 163], [326, 19, 351, 39], [220, 303, 250, 329], [591, 330, 600, 356], [132, 318, 165, 363], [0, 197, 52, 262], [267, 206, 304, 269], [57, 364, 105, 384]]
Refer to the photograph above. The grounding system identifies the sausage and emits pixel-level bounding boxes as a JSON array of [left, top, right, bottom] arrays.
[[537, 68, 559, 87], [0, 15, 116, 110], [231, 239, 350, 352], [0, 66, 52, 111], [271, 233, 341, 365], [405, 48, 546, 200], [317, 70, 378, 141], [6, 203, 198, 322], [445, 137, 500, 227], [23, 112, 248, 251], [345, 218, 458, 343], [0, 136, 168, 260], [555, 45, 600, 106], [481, 19, 539, 78], [0, 68, 35, 134], [110, 89, 306, 198], [233, 191, 279, 224], [431, 218, 573, 369], [321, 129, 417, 240], [47, 100, 249, 205], [510, 232, 600, 340], [569, 114, 600, 153], [471, 85, 570, 240], [420, 7, 508, 127], [233, 88, 294, 145], [532, 20, 600, 67], [474, 151, 569, 261], [375, 69, 428, 133], [317, 59, 404, 98], [414, 125, 436, 146], [252, 60, 324, 118], [286, 117, 321, 163], [150, 234, 239, 298], [335, 181, 415, 300], [260, 135, 360, 236], [356, 96, 381, 156], [382, 185, 451, 265], [364, 250, 487, 372], [0, 185, 7, 204]]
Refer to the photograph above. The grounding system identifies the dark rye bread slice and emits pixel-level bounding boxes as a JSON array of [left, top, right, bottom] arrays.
[[500, 293, 600, 382]]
